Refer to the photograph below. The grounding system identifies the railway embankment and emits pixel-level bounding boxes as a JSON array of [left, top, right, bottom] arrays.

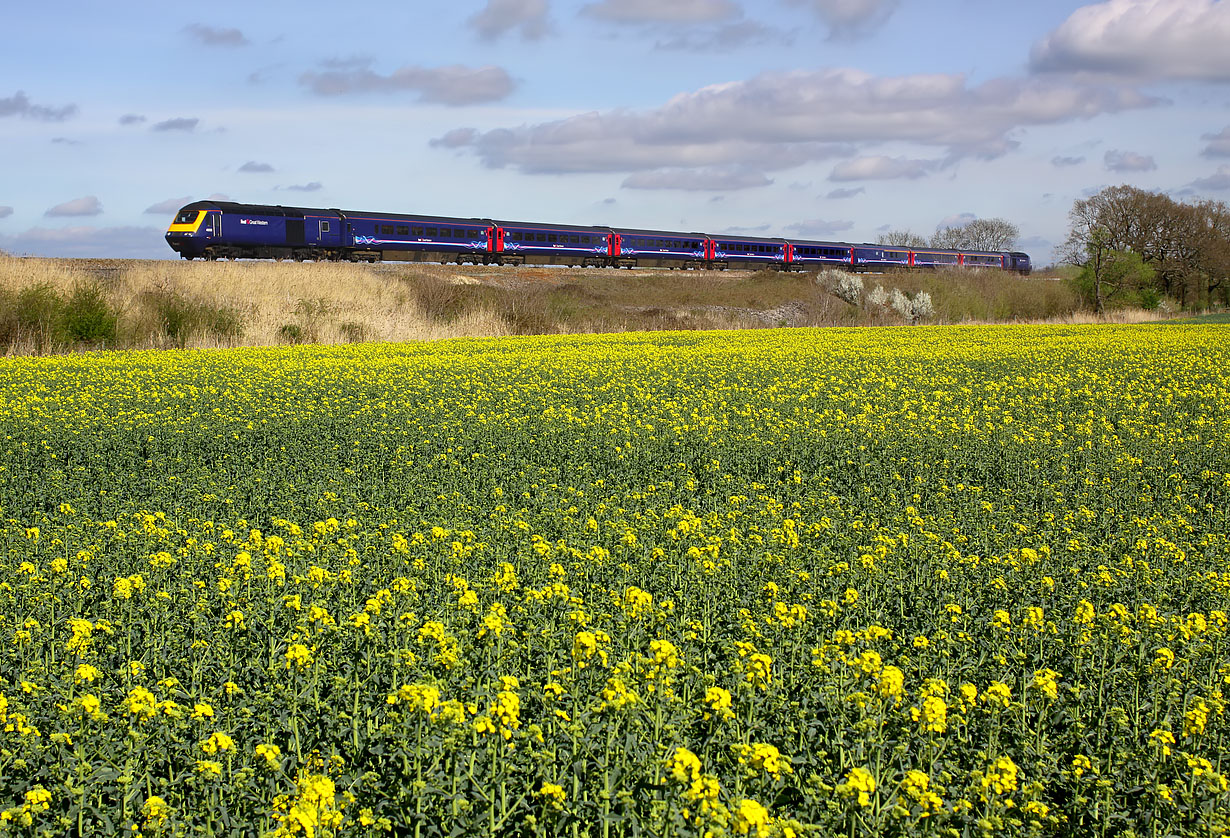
[[0, 255, 1161, 354]]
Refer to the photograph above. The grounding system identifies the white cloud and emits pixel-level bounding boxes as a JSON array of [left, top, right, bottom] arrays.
[[435, 69, 1157, 180], [45, 196, 102, 217], [621, 167, 771, 190], [184, 24, 249, 47], [1051, 155, 1085, 166], [656, 20, 785, 50], [784, 218, 855, 236], [580, 0, 739, 23], [829, 155, 935, 181], [935, 212, 976, 230], [1104, 149, 1156, 172], [1202, 126, 1230, 157], [1031, 0, 1230, 81], [238, 161, 274, 173], [0, 90, 76, 121], [0, 226, 166, 258], [282, 182, 324, 192], [0, 206, 12, 219], [144, 196, 194, 215], [789, 0, 899, 38], [1188, 165, 1230, 191], [151, 117, 199, 132], [470, 0, 551, 40], [825, 186, 864, 199], [300, 63, 515, 105], [119, 113, 146, 126]]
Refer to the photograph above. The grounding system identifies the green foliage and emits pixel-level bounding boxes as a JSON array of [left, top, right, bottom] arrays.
[[139, 289, 244, 348], [63, 282, 119, 346]]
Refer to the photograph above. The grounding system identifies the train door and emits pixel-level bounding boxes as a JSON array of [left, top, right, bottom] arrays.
[[495, 227, 505, 253], [610, 233, 621, 257], [205, 211, 222, 238], [486, 227, 495, 254]]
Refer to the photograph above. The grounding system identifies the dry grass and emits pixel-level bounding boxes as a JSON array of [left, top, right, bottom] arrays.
[[0, 255, 1177, 355]]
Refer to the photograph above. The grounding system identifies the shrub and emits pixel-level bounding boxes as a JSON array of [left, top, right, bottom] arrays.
[[63, 282, 118, 346], [140, 289, 244, 348], [15, 283, 66, 351], [278, 323, 305, 344]]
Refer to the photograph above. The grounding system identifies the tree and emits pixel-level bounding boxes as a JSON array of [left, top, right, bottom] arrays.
[[1064, 185, 1230, 307], [876, 230, 929, 247], [931, 218, 1020, 251], [1075, 228, 1155, 314]]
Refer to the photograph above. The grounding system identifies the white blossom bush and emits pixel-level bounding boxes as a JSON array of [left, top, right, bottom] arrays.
[[835, 274, 864, 306]]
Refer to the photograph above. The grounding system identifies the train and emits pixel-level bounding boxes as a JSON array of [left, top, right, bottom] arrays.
[[165, 200, 1032, 274]]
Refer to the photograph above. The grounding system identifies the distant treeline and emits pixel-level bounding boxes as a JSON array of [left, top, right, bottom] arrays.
[[1063, 185, 1230, 311]]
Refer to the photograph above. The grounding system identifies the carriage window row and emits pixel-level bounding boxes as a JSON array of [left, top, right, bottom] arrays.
[[376, 225, 485, 238], [508, 232, 600, 245]]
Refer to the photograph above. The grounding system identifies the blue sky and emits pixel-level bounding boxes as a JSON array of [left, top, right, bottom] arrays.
[[3, 0, 1230, 263]]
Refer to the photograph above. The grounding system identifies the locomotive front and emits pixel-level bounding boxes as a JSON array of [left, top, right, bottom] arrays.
[[165, 201, 222, 259]]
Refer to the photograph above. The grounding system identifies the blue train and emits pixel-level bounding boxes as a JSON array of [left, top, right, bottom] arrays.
[[165, 200, 1032, 274]]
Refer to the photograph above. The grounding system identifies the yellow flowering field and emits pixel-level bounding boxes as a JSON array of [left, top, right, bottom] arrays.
[[0, 324, 1227, 837]]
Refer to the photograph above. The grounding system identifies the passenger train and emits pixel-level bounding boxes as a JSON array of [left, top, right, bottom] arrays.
[[165, 200, 1032, 274]]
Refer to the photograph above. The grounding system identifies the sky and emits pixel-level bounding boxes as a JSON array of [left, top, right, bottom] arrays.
[[3, 0, 1230, 263]]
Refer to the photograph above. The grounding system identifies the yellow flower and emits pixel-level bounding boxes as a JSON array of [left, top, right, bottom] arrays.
[[838, 766, 876, 807], [285, 643, 313, 669], [737, 743, 793, 778], [200, 731, 235, 754], [142, 795, 170, 828], [875, 666, 905, 702], [667, 747, 702, 784], [255, 743, 282, 769], [981, 756, 1018, 796], [195, 760, 223, 777], [1183, 698, 1210, 737], [732, 798, 772, 836], [73, 663, 100, 684], [1029, 668, 1060, 701], [911, 695, 948, 733], [538, 782, 566, 810], [703, 686, 735, 721], [191, 702, 215, 720]]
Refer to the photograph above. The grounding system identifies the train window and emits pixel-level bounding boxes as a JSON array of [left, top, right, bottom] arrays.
[[381, 225, 394, 235], [396, 226, 409, 236], [321, 221, 330, 233], [548, 234, 558, 243], [425, 227, 437, 236], [570, 236, 580, 244], [412, 227, 423, 236], [581, 235, 590, 244], [536, 233, 546, 242], [174, 210, 199, 225]]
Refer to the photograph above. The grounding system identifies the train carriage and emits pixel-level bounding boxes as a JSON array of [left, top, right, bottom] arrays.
[[608, 227, 707, 269], [706, 234, 789, 270], [347, 212, 493, 265], [494, 220, 611, 267]]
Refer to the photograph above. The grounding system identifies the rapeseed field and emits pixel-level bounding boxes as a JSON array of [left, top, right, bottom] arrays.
[[0, 324, 1226, 836]]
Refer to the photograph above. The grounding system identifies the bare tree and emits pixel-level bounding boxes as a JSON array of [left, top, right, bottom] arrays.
[[931, 218, 1019, 251], [876, 230, 928, 247]]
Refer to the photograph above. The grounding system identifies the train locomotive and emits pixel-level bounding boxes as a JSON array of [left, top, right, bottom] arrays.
[[165, 200, 1032, 274]]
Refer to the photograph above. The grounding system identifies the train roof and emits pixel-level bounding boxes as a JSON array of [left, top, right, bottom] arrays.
[[706, 232, 789, 244], [491, 219, 612, 234], [612, 226, 708, 238]]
